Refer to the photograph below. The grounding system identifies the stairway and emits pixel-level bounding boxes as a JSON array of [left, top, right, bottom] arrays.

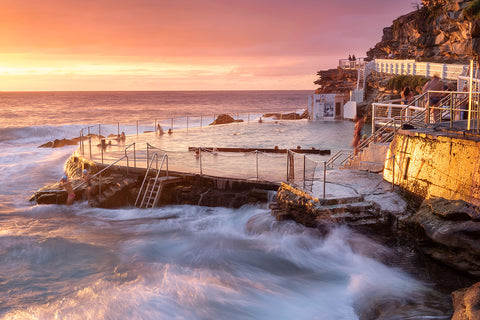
[[271, 194, 378, 227], [315, 196, 376, 225], [137, 176, 181, 208]]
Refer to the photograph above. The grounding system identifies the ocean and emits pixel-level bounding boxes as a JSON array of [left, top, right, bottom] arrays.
[[0, 91, 455, 319]]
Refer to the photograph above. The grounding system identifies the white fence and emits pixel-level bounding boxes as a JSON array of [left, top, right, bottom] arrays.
[[374, 59, 467, 80]]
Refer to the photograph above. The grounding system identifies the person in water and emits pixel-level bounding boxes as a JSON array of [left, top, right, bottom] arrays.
[[157, 124, 164, 135], [82, 169, 92, 204], [60, 175, 75, 205]]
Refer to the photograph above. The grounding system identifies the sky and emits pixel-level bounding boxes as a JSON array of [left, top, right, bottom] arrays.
[[0, 0, 416, 91]]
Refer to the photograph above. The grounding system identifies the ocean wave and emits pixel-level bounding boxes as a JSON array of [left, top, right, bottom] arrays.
[[0, 124, 145, 144], [0, 125, 88, 144]]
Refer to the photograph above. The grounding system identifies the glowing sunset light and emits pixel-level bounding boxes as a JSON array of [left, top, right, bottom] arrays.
[[0, 0, 414, 91]]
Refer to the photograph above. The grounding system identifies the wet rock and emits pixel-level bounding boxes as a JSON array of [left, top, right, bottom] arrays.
[[93, 175, 138, 208], [209, 114, 243, 125], [400, 198, 480, 276], [262, 110, 308, 120], [428, 197, 480, 221], [39, 138, 79, 148], [451, 281, 480, 320]]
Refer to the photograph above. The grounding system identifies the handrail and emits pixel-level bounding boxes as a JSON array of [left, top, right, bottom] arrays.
[[124, 142, 136, 169], [33, 140, 139, 204], [134, 152, 169, 207], [33, 153, 130, 204], [326, 92, 431, 169]]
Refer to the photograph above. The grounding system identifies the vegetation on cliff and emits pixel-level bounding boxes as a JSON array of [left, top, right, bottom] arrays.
[[386, 75, 429, 93], [463, 0, 480, 19]]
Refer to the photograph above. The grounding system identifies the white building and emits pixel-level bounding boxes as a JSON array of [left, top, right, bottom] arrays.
[[307, 93, 350, 120]]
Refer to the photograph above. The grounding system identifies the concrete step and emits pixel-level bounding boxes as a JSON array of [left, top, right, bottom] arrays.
[[343, 161, 384, 173], [318, 196, 364, 206], [318, 201, 373, 214]]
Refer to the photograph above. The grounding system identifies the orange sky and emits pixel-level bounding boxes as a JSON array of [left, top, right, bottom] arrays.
[[0, 0, 414, 91]]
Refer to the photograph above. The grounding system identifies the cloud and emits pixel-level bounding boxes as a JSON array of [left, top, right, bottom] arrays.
[[0, 0, 415, 90]]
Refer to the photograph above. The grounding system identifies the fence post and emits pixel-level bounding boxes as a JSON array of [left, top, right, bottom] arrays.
[[89, 136, 92, 159], [199, 146, 203, 175], [286, 150, 290, 181], [427, 92, 431, 124], [256, 150, 259, 180], [134, 143, 136, 168], [101, 139, 104, 164], [80, 130, 84, 156], [450, 92, 454, 128], [391, 155, 395, 191], [303, 154, 306, 190], [323, 161, 326, 199], [146, 144, 149, 167], [371, 104, 376, 135]]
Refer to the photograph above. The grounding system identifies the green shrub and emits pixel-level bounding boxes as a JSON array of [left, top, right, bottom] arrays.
[[387, 75, 429, 93], [463, 0, 480, 19]]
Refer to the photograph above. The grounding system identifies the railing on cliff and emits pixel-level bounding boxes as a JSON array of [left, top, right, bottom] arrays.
[[326, 92, 430, 169], [338, 57, 367, 70], [373, 59, 467, 80]]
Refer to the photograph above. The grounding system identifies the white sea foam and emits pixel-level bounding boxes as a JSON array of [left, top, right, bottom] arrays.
[[0, 91, 453, 319]]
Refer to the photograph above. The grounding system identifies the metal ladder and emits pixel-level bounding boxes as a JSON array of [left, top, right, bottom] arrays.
[[135, 153, 169, 208]]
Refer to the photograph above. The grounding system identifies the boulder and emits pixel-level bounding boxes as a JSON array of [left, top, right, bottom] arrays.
[[38, 137, 81, 148], [451, 281, 480, 320], [209, 114, 243, 125], [262, 110, 308, 120], [400, 197, 480, 276]]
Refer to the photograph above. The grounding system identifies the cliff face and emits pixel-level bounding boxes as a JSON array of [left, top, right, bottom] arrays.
[[313, 68, 357, 94], [367, 0, 480, 63]]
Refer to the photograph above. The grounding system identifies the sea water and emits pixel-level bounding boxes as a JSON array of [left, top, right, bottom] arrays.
[[0, 91, 454, 319]]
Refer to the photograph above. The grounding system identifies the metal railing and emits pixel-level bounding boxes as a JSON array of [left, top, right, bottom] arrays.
[[33, 151, 134, 204], [134, 153, 169, 207], [287, 149, 327, 197], [77, 109, 307, 146]]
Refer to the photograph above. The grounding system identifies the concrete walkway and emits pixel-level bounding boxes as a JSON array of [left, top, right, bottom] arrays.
[[311, 169, 408, 217]]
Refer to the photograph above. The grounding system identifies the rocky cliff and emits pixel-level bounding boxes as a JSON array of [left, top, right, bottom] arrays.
[[367, 0, 480, 63]]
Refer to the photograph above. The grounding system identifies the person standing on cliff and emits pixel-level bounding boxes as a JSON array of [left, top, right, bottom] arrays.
[[422, 74, 444, 123], [352, 113, 365, 156]]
